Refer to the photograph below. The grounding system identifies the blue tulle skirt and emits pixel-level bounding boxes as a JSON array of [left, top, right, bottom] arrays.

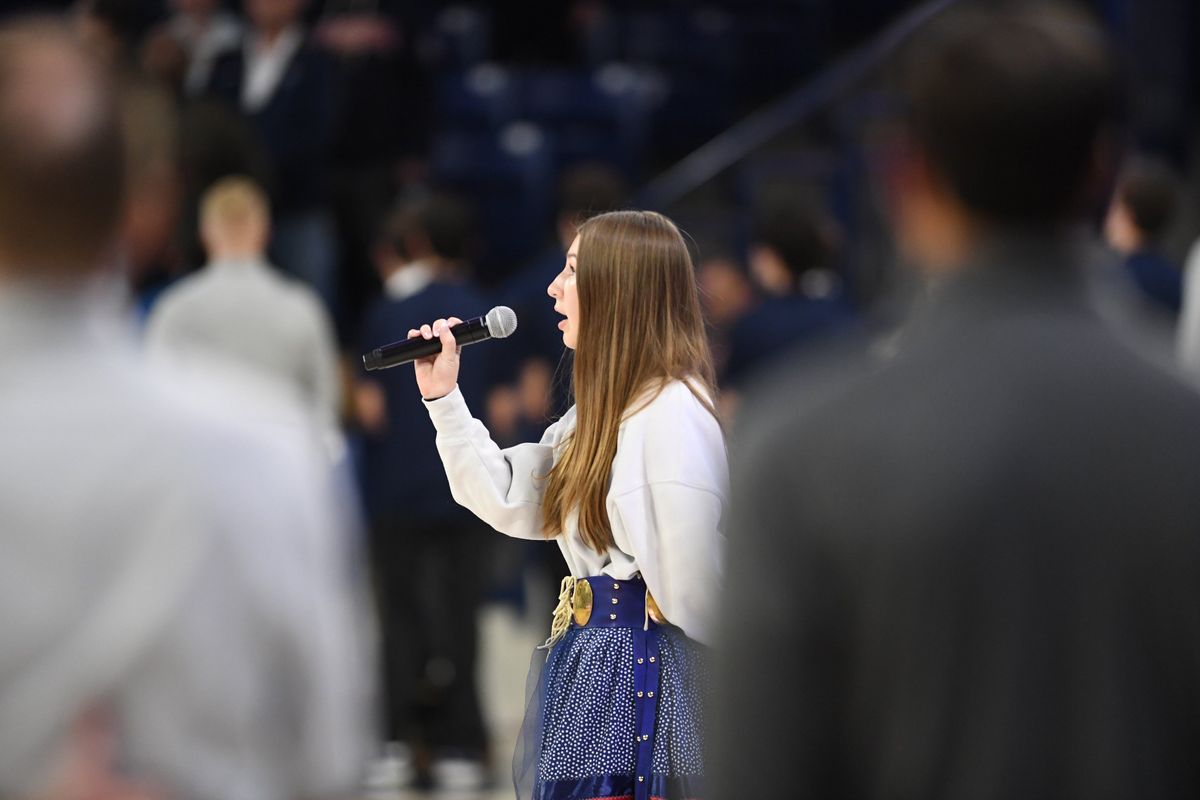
[[514, 620, 708, 800]]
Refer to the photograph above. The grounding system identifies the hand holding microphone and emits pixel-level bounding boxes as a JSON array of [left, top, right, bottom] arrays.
[[410, 317, 462, 400], [360, 306, 518, 400]]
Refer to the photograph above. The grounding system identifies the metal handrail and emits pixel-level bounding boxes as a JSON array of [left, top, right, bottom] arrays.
[[636, 0, 961, 210]]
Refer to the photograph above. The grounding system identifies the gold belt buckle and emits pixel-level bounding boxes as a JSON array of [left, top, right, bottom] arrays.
[[572, 579, 593, 626], [645, 589, 668, 625]]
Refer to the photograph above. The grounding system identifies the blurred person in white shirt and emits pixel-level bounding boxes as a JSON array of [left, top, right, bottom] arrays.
[[0, 17, 370, 799]]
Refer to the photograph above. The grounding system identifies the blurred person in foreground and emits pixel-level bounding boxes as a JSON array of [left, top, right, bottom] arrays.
[[355, 195, 495, 792], [0, 18, 369, 799], [716, 5, 1200, 800], [1103, 155, 1183, 316], [145, 175, 342, 439]]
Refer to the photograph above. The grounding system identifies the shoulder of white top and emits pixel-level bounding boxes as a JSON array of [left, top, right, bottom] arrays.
[[621, 378, 714, 427]]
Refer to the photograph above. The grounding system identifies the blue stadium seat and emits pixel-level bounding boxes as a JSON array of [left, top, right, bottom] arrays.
[[729, 6, 831, 99], [423, 4, 491, 69], [515, 66, 651, 175], [437, 63, 518, 135], [621, 9, 738, 157], [431, 123, 555, 284]]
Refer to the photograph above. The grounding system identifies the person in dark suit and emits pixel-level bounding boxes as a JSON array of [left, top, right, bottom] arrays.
[[355, 194, 495, 792], [206, 0, 340, 312], [714, 5, 1200, 800]]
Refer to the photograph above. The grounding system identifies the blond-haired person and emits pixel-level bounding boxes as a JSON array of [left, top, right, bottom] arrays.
[[409, 210, 726, 800], [146, 176, 340, 434]]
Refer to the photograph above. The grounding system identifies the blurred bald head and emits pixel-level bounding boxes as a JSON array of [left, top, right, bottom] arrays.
[[0, 18, 124, 281]]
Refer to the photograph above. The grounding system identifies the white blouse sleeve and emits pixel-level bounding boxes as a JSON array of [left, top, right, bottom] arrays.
[[424, 385, 561, 540]]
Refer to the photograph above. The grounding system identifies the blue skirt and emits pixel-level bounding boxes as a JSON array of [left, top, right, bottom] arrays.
[[514, 581, 708, 800]]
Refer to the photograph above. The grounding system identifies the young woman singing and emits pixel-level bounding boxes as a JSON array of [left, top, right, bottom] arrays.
[[409, 210, 726, 800]]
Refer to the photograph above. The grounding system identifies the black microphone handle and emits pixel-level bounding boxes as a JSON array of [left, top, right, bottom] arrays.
[[363, 316, 491, 371]]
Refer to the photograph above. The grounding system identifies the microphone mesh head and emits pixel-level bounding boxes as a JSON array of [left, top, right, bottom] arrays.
[[486, 306, 518, 338]]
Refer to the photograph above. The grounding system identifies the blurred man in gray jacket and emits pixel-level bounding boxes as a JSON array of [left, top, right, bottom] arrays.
[[716, 5, 1200, 800], [146, 175, 341, 435], [0, 18, 369, 799]]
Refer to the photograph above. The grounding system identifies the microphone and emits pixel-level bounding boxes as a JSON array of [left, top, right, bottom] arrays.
[[361, 306, 518, 371]]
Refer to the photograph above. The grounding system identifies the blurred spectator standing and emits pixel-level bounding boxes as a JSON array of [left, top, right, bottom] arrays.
[[145, 176, 342, 435], [717, 5, 1200, 799], [154, 0, 243, 96], [315, 0, 432, 342], [1103, 155, 1183, 315], [722, 190, 856, 389], [355, 194, 495, 792], [206, 0, 340, 314], [0, 19, 369, 798]]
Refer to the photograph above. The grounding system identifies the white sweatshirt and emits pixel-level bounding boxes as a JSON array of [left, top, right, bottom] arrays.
[[425, 379, 728, 644]]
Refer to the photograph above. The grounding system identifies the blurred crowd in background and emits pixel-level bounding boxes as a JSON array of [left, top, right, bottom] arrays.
[[3, 0, 1200, 796]]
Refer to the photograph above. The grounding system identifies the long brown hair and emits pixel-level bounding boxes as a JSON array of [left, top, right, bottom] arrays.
[[542, 210, 717, 553]]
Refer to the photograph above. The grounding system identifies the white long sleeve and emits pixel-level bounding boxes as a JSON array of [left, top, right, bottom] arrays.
[[425, 380, 728, 643], [425, 385, 572, 540]]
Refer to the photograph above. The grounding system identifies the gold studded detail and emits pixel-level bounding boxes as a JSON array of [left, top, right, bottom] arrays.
[[637, 658, 644, 664], [609, 613, 617, 620]]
